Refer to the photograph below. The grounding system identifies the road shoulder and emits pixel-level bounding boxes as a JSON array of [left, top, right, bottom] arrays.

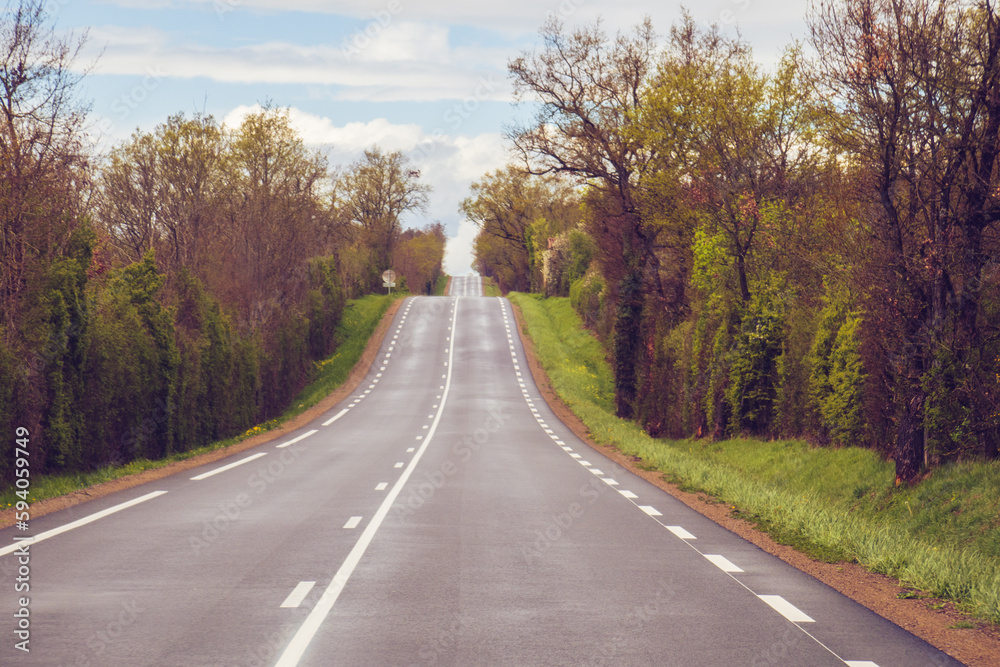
[[509, 299, 1000, 667]]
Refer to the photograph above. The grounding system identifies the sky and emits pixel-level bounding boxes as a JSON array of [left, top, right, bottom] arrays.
[[41, 0, 811, 275]]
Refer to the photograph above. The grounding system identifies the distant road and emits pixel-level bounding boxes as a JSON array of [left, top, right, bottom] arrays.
[[446, 274, 482, 296], [0, 291, 959, 666]]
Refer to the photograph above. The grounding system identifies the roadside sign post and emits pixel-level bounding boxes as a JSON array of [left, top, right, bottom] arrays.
[[382, 270, 396, 295]]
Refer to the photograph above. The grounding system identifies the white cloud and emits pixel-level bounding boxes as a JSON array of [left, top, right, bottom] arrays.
[[81, 24, 511, 103], [343, 22, 451, 64], [95, 0, 604, 36]]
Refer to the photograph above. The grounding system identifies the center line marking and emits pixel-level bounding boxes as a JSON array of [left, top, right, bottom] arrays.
[[277, 430, 317, 448], [276, 297, 462, 667], [191, 452, 267, 480], [280, 582, 316, 608]]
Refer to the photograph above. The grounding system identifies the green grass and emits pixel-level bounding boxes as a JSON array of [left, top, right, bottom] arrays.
[[481, 276, 502, 297], [0, 293, 400, 510], [510, 292, 1000, 624], [433, 274, 449, 296]]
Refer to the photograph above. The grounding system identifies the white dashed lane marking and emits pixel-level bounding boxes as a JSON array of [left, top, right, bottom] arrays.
[[191, 453, 267, 481], [280, 582, 316, 609], [666, 526, 696, 540], [757, 595, 815, 623], [277, 430, 317, 448], [704, 554, 743, 573]]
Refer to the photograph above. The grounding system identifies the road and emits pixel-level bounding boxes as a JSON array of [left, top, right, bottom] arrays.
[[0, 274, 960, 666]]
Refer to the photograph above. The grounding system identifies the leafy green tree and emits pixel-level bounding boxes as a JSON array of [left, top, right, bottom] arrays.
[[508, 18, 658, 418], [334, 146, 430, 293], [811, 0, 1000, 479]]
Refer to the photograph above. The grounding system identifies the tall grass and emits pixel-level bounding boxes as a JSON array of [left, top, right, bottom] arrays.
[[510, 293, 1000, 623]]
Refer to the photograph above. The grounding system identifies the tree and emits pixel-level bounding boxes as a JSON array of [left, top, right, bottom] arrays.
[[0, 0, 90, 340], [393, 222, 446, 294], [97, 114, 227, 276], [810, 0, 1000, 480], [638, 19, 825, 305], [334, 146, 430, 293], [508, 17, 658, 418], [462, 165, 581, 292], [97, 131, 160, 264], [225, 106, 332, 328]]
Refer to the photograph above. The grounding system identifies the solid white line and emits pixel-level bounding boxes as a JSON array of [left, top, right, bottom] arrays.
[[0, 491, 168, 557], [666, 525, 696, 539], [639, 505, 662, 516], [190, 452, 267, 480], [375, 483, 388, 491], [275, 297, 462, 667], [704, 554, 744, 573], [758, 595, 815, 623], [277, 430, 318, 448], [343, 516, 362, 529], [280, 581, 316, 608]]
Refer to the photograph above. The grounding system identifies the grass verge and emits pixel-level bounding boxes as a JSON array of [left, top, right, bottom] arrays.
[[509, 292, 1000, 624], [1, 293, 400, 508], [433, 274, 449, 296], [482, 277, 501, 297]]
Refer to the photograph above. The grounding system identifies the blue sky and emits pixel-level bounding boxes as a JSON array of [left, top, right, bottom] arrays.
[[45, 0, 810, 274]]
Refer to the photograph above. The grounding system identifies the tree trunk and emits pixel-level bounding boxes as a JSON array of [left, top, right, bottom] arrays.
[[895, 389, 925, 484], [613, 265, 644, 419]]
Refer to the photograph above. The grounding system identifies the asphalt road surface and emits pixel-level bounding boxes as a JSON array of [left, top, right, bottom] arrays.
[[0, 275, 961, 666]]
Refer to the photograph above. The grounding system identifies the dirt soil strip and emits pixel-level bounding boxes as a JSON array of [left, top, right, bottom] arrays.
[[509, 301, 1000, 667], [0, 298, 404, 531]]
